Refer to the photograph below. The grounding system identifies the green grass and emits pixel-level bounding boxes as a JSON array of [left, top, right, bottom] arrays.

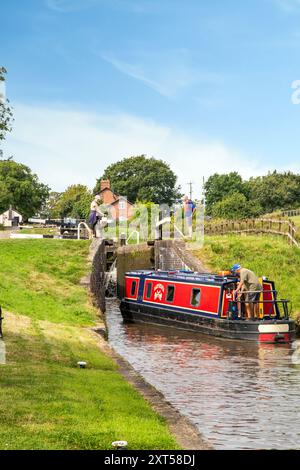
[[20, 227, 59, 235], [0, 239, 97, 325], [291, 215, 300, 230], [0, 239, 179, 450], [190, 234, 300, 317], [0, 313, 179, 450]]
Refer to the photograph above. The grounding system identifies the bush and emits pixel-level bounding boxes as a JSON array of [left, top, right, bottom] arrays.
[[211, 192, 262, 220]]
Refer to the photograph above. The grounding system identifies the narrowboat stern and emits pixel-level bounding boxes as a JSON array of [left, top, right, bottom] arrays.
[[120, 270, 296, 343]]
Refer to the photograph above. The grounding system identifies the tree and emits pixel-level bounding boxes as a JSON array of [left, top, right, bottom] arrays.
[[249, 172, 300, 213], [39, 192, 62, 218], [0, 67, 14, 158], [204, 172, 248, 215], [51, 185, 92, 219], [211, 192, 262, 220], [0, 160, 50, 219], [94, 155, 182, 205]]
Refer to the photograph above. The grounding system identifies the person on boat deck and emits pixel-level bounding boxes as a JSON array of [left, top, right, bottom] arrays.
[[230, 264, 261, 320]]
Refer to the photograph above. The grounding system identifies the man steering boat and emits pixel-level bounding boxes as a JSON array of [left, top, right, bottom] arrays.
[[230, 264, 262, 320]]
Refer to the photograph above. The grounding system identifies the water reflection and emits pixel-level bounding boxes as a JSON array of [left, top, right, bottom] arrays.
[[106, 299, 300, 450]]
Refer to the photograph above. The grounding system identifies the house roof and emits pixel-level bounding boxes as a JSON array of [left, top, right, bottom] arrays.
[[99, 187, 133, 205], [111, 197, 134, 207], [0, 207, 23, 217]]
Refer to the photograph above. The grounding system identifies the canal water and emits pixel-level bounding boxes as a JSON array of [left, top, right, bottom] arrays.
[[106, 299, 300, 450]]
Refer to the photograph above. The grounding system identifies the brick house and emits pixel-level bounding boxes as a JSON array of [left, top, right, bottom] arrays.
[[99, 180, 134, 221]]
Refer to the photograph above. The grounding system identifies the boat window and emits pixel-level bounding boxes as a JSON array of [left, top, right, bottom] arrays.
[[166, 285, 175, 302], [131, 281, 137, 297], [146, 282, 152, 299], [191, 288, 201, 307]]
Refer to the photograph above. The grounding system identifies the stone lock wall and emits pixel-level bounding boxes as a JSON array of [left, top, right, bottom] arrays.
[[117, 243, 155, 299], [90, 239, 107, 312], [91, 238, 207, 304], [154, 240, 207, 273]]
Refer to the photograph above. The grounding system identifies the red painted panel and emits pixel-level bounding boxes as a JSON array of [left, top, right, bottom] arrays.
[[262, 282, 276, 317], [125, 277, 140, 300], [259, 333, 290, 343], [221, 289, 234, 317], [143, 278, 220, 314]]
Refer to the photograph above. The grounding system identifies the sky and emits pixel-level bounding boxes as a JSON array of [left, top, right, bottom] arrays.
[[1, 0, 300, 197]]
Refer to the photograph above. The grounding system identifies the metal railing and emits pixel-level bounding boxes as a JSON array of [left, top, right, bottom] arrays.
[[229, 290, 290, 320], [126, 230, 140, 245], [77, 221, 93, 240]]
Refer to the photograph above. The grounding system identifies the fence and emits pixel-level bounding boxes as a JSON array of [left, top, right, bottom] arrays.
[[205, 218, 299, 248], [281, 208, 300, 218]]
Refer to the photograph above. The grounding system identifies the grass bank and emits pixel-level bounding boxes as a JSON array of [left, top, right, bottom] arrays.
[[0, 239, 179, 450], [291, 214, 300, 230], [20, 227, 59, 236], [190, 234, 300, 317], [0, 239, 97, 325]]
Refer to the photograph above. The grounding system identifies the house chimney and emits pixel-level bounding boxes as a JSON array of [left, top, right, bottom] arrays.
[[101, 179, 110, 191]]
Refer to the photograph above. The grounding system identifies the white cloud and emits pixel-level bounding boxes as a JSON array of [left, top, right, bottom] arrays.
[[0, 81, 6, 102], [2, 102, 296, 197], [99, 51, 221, 99]]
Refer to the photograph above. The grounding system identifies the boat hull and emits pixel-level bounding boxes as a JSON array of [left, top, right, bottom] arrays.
[[120, 300, 296, 343]]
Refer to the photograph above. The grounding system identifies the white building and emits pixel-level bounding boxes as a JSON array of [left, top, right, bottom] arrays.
[[0, 207, 23, 227]]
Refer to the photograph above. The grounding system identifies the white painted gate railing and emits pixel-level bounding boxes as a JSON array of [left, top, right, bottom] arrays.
[[77, 222, 93, 240]]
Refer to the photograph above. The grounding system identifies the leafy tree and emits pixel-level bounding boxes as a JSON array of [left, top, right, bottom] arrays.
[[0, 160, 50, 219], [204, 172, 248, 215], [0, 67, 14, 158], [39, 192, 62, 218], [51, 185, 92, 219], [94, 155, 182, 205], [71, 190, 93, 219], [249, 171, 300, 213], [211, 192, 262, 220]]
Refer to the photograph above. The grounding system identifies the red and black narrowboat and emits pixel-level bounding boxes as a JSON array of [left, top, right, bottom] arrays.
[[120, 270, 296, 343]]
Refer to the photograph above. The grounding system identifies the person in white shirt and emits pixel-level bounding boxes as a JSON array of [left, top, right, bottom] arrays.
[[89, 195, 104, 236]]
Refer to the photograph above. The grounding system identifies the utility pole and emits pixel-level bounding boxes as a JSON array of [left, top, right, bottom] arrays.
[[201, 176, 206, 210]]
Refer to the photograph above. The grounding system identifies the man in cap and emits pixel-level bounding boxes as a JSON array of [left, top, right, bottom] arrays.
[[230, 264, 261, 320]]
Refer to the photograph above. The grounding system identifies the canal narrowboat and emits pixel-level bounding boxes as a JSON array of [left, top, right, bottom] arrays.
[[120, 270, 296, 343]]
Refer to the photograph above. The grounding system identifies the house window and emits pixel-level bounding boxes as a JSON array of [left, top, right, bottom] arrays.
[[131, 281, 137, 297], [166, 285, 175, 303], [146, 283, 152, 299], [190, 288, 201, 307], [119, 200, 126, 210]]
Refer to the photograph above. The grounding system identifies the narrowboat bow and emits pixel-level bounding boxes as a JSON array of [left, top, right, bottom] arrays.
[[120, 270, 296, 343]]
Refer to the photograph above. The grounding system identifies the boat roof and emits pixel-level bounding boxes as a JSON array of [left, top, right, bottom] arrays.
[[125, 270, 238, 285]]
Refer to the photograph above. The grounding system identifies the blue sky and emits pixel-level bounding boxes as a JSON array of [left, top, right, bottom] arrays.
[[1, 0, 300, 195]]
